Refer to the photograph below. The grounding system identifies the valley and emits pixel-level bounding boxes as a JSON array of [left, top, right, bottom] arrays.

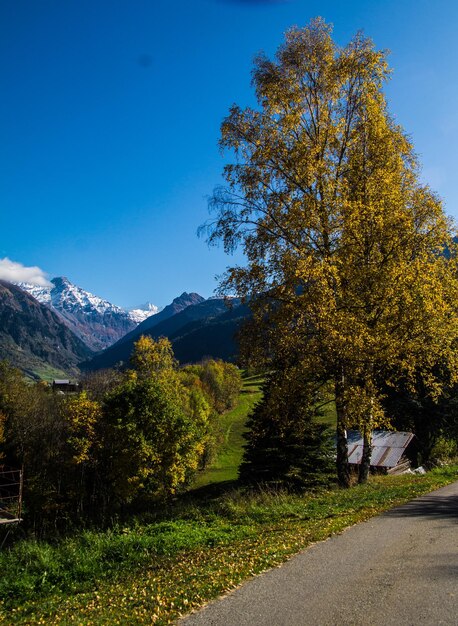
[[0, 277, 248, 379]]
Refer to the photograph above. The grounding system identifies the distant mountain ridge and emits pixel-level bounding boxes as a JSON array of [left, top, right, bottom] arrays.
[[83, 292, 250, 371], [132, 291, 205, 335], [170, 300, 251, 364], [0, 280, 93, 378], [83, 292, 207, 369], [17, 277, 158, 351], [3, 275, 250, 377]]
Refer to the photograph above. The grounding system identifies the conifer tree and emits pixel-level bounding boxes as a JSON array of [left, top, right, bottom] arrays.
[[239, 366, 334, 488]]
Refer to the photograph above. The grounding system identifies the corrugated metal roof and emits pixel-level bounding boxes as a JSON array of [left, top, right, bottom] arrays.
[[347, 430, 415, 468]]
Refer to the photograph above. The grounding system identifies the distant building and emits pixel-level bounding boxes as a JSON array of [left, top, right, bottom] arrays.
[[52, 379, 80, 393]]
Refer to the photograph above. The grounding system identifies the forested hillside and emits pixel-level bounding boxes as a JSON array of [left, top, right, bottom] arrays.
[[0, 280, 93, 379]]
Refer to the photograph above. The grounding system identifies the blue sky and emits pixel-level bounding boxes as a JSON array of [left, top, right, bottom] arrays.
[[1, 0, 458, 308]]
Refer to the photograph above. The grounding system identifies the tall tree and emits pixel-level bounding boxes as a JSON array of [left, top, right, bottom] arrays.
[[204, 19, 458, 485], [100, 375, 207, 504]]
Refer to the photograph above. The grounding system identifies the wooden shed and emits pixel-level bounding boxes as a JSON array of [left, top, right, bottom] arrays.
[[347, 430, 415, 474], [52, 379, 80, 393]]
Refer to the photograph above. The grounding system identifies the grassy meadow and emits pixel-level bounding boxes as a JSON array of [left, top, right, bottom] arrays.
[[192, 373, 263, 488]]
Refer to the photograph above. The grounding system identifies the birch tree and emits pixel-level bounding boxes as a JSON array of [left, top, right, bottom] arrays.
[[204, 18, 458, 485]]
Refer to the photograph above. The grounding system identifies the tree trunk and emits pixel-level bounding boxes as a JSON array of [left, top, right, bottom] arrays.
[[335, 375, 350, 487], [358, 391, 374, 484], [358, 427, 372, 484]]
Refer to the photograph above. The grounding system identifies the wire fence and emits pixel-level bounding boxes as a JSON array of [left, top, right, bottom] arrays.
[[0, 466, 23, 525]]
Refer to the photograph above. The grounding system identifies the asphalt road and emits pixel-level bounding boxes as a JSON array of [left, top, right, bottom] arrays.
[[180, 480, 458, 626]]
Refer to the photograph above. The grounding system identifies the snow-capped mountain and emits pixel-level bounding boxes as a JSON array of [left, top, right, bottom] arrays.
[[17, 283, 52, 305], [127, 302, 160, 324], [17, 277, 158, 351]]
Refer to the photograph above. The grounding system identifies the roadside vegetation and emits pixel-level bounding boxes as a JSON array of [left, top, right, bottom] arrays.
[[1, 466, 456, 624], [1, 355, 457, 624], [0, 340, 243, 533], [1, 346, 457, 624]]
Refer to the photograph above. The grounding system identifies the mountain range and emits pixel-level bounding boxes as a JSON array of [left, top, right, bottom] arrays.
[[3, 239, 456, 379], [82, 293, 248, 371], [0, 276, 250, 379], [17, 277, 158, 351]]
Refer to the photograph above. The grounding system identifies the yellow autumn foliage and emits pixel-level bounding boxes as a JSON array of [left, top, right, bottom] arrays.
[[206, 18, 458, 485]]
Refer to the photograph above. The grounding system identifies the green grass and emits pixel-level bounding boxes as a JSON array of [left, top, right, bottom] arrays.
[[1, 465, 457, 625], [192, 373, 263, 487], [314, 382, 338, 427], [28, 364, 73, 382], [1, 378, 456, 624], [316, 397, 337, 427]]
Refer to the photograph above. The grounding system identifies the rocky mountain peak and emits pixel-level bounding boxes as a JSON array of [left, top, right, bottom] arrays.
[[173, 292, 205, 308], [52, 276, 70, 286], [16, 277, 159, 352]]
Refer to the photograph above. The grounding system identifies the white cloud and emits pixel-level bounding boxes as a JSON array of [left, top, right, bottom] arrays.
[[0, 258, 52, 287]]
